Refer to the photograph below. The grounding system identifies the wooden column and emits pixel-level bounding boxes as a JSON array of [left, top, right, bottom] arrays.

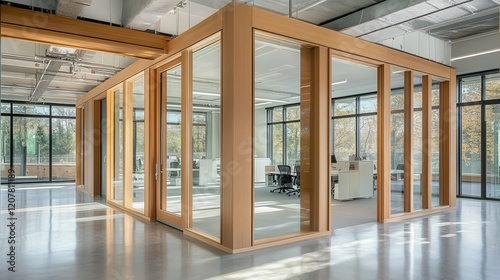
[[377, 64, 391, 221], [404, 71, 414, 213], [145, 69, 155, 219], [422, 75, 433, 209], [181, 50, 193, 229], [221, 2, 253, 250], [440, 70, 457, 207], [300, 46, 330, 232]]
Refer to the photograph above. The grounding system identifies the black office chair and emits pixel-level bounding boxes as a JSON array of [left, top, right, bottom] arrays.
[[287, 165, 300, 196], [271, 165, 295, 193]]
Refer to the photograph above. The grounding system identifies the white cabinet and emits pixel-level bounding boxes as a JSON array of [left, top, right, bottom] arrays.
[[254, 158, 272, 183], [333, 161, 374, 200]]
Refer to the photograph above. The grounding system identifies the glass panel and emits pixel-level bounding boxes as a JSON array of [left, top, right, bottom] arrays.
[[12, 104, 49, 115], [131, 76, 145, 213], [51, 106, 76, 117], [254, 34, 301, 240], [359, 115, 377, 161], [271, 108, 283, 122], [52, 118, 76, 181], [333, 117, 356, 161], [391, 69, 405, 214], [285, 122, 300, 166], [112, 87, 124, 203], [460, 105, 481, 197], [486, 104, 500, 199], [271, 124, 283, 165], [285, 105, 300, 121], [461, 76, 481, 103], [1, 103, 11, 114], [1, 116, 11, 183], [431, 83, 441, 207], [12, 117, 50, 181], [485, 73, 500, 100], [334, 97, 356, 116], [164, 66, 182, 215], [413, 76, 423, 211], [191, 41, 221, 240], [360, 95, 377, 113]]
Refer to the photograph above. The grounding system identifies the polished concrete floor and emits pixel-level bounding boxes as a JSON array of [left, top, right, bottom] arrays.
[[1, 183, 500, 279]]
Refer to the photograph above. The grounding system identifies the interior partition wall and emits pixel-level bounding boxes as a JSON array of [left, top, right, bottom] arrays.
[[76, 3, 456, 253]]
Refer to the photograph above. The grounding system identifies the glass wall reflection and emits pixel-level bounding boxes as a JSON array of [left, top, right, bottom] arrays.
[[413, 74, 423, 211], [112, 87, 124, 203], [431, 82, 441, 206], [391, 68, 405, 214], [254, 34, 301, 240], [131, 76, 145, 212], [191, 41, 221, 240]]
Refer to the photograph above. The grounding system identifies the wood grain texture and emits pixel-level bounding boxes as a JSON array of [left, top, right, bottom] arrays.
[[93, 100, 101, 196], [221, 2, 254, 249], [252, 6, 451, 80], [377, 64, 392, 221], [76, 108, 83, 186], [1, 6, 167, 59]]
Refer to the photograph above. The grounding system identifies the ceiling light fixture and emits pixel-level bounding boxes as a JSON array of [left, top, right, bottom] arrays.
[[450, 49, 500, 61], [255, 102, 272, 106], [255, 97, 288, 103], [331, 79, 347, 86], [193, 91, 219, 97]]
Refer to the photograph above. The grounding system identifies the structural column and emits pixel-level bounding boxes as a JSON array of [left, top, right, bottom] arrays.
[[421, 75, 432, 209], [404, 71, 414, 213], [220, 3, 254, 250], [377, 64, 391, 221]]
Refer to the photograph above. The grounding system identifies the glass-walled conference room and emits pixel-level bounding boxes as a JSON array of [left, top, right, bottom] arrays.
[[77, 3, 456, 253]]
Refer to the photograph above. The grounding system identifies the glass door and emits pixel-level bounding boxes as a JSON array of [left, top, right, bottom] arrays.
[[157, 60, 183, 227]]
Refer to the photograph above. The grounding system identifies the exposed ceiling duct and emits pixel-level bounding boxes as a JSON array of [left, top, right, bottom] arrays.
[[24, 0, 95, 101], [122, 0, 185, 31], [56, 0, 92, 18], [321, 0, 500, 42]]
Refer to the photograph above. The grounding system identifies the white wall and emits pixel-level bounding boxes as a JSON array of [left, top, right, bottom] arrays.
[[254, 108, 268, 158], [379, 30, 451, 66]]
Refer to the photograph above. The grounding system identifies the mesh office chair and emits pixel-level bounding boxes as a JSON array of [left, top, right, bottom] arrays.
[[271, 165, 295, 193], [287, 165, 300, 196]]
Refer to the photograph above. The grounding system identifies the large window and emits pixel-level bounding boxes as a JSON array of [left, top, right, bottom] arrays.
[[332, 94, 377, 162], [1, 102, 76, 183], [267, 105, 300, 166], [458, 71, 500, 200]]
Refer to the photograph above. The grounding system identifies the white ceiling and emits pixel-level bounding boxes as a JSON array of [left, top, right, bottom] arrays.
[[0, 0, 498, 106]]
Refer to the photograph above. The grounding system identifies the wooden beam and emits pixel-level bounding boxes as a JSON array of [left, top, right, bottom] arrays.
[[0, 5, 168, 59], [377, 64, 391, 222], [252, 6, 451, 80], [422, 75, 432, 209], [404, 71, 414, 213], [311, 46, 330, 232], [181, 50, 192, 230]]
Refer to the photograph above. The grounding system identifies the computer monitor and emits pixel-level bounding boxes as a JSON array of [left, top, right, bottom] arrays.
[[331, 154, 337, 163]]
